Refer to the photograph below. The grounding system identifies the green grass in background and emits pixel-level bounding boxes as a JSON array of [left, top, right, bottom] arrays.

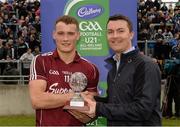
[[0, 115, 35, 126], [0, 115, 179, 126], [162, 117, 180, 126]]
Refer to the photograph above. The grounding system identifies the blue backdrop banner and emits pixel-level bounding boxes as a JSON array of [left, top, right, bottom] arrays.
[[41, 0, 137, 125], [41, 0, 137, 82]]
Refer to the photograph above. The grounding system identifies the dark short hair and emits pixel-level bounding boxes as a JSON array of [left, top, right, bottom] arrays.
[[107, 14, 133, 32], [55, 15, 79, 31]]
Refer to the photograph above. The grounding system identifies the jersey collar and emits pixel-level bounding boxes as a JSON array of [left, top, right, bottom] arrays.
[[52, 49, 81, 62]]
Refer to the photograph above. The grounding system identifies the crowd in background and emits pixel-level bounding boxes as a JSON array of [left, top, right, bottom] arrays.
[[0, 0, 179, 118], [0, 0, 40, 75], [138, 0, 180, 119], [0, 0, 179, 74], [138, 0, 180, 60]]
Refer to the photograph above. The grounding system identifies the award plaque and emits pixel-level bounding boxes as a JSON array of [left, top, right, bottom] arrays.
[[63, 72, 89, 111]]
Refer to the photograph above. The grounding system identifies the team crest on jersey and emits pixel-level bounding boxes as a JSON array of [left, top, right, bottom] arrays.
[[49, 69, 59, 75]]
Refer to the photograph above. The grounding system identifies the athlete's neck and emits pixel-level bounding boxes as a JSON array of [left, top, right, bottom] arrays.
[[57, 50, 76, 64]]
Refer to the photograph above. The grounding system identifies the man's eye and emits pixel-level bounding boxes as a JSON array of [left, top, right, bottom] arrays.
[[117, 30, 124, 33], [68, 32, 75, 35], [108, 31, 113, 34], [57, 32, 63, 35]]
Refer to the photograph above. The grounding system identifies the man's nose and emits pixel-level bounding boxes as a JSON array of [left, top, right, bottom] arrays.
[[63, 34, 68, 41], [112, 32, 118, 38]]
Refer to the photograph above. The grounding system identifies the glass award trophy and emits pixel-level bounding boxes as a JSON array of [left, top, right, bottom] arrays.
[[63, 72, 89, 111]]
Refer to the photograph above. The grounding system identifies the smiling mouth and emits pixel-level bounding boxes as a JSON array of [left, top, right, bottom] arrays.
[[62, 43, 70, 46], [111, 40, 123, 44]]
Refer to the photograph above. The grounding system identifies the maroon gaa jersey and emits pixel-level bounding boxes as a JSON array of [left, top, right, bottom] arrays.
[[29, 50, 99, 126]]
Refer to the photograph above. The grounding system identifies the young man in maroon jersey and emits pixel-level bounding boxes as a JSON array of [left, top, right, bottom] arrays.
[[28, 15, 99, 126]]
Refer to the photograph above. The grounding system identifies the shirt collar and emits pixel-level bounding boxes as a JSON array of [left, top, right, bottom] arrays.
[[113, 46, 135, 61], [105, 48, 139, 66], [123, 46, 135, 54], [52, 49, 81, 62]]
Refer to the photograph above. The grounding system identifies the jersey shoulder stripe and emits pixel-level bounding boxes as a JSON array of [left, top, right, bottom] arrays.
[[41, 52, 53, 56], [80, 56, 98, 79]]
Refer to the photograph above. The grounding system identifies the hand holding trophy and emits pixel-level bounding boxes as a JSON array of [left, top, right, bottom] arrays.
[[63, 72, 94, 123], [63, 72, 89, 110]]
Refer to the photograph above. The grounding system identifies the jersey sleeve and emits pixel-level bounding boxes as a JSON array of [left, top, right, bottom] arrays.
[[29, 55, 47, 81], [86, 63, 99, 92]]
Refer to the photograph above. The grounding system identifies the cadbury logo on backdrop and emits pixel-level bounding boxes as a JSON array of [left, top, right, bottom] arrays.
[[77, 4, 103, 19]]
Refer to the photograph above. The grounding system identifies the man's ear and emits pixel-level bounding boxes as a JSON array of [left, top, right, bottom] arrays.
[[130, 31, 134, 40], [77, 31, 80, 41], [52, 30, 56, 40]]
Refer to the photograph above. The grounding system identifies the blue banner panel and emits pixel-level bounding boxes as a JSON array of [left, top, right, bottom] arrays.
[[41, 0, 137, 83], [41, 0, 137, 125]]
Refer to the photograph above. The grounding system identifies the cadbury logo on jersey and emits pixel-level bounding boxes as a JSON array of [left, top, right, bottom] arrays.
[[49, 69, 59, 75]]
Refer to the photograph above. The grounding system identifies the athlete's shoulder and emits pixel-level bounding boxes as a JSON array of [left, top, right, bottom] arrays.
[[80, 57, 93, 65], [80, 57, 98, 70], [36, 51, 53, 59], [41, 51, 54, 57], [33, 51, 54, 63]]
